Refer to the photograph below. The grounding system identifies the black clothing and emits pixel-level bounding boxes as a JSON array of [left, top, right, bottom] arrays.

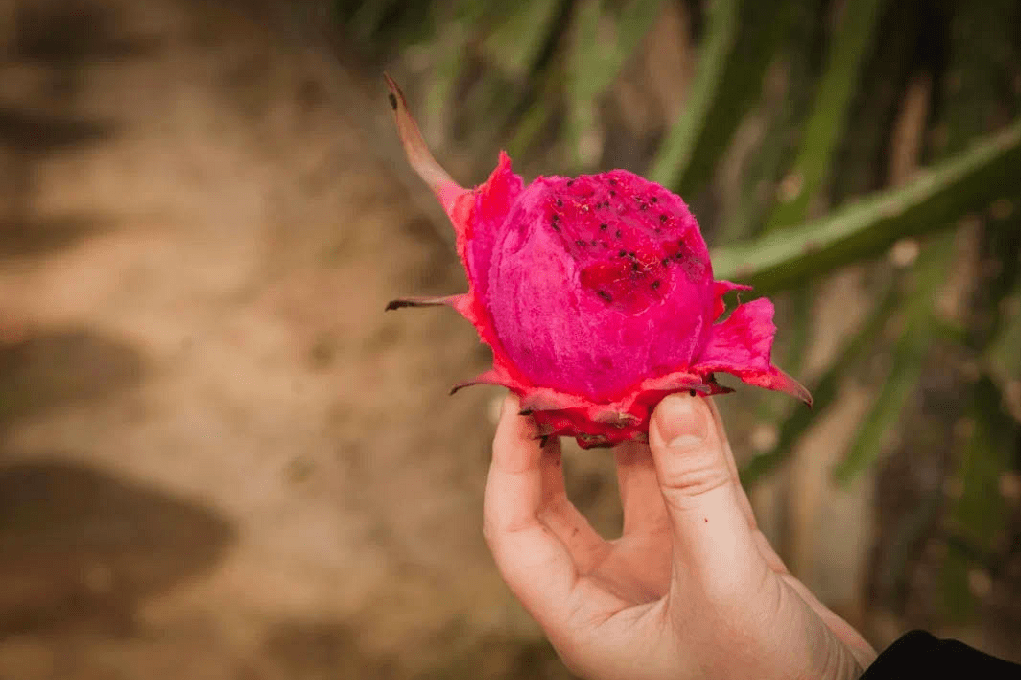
[[863, 631, 1021, 678]]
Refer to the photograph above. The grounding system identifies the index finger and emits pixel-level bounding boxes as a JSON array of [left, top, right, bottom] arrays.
[[483, 396, 579, 627]]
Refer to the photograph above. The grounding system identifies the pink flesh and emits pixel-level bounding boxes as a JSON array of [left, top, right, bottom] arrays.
[[480, 170, 716, 401]]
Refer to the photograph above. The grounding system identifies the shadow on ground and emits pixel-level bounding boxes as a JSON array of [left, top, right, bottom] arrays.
[[11, 0, 162, 70], [261, 619, 567, 680], [0, 105, 119, 258], [1, 0, 162, 258], [0, 329, 146, 424], [0, 459, 236, 638]]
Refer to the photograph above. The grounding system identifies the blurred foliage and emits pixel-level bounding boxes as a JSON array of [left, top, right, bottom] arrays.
[[646, 0, 736, 189], [336, 0, 1021, 628], [762, 0, 885, 232], [712, 121, 1021, 291]]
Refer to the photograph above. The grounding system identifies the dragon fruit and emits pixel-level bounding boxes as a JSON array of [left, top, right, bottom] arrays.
[[384, 74, 810, 449]]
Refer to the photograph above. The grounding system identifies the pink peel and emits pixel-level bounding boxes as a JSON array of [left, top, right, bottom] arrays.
[[385, 294, 472, 315], [384, 75, 811, 449], [384, 73, 471, 226]]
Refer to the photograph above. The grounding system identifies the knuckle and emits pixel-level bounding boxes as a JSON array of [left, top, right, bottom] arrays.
[[657, 455, 731, 505]]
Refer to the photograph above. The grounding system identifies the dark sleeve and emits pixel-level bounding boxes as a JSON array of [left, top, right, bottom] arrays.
[[861, 630, 1021, 678]]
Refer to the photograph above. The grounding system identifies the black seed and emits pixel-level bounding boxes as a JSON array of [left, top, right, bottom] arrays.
[[640, 203, 648, 211], [556, 199, 563, 207], [575, 239, 586, 246], [609, 178, 617, 185], [619, 249, 627, 257], [615, 230, 622, 238], [650, 197, 658, 203], [598, 291, 612, 301], [659, 214, 668, 223], [661, 259, 670, 266], [631, 262, 639, 271], [590, 239, 598, 246], [552, 213, 560, 221], [689, 389, 697, 397], [539, 435, 550, 448], [628, 251, 637, 257], [552, 224, 560, 232], [388, 93, 397, 110], [567, 179, 574, 186], [651, 280, 661, 290], [609, 190, 616, 197], [599, 223, 607, 230]]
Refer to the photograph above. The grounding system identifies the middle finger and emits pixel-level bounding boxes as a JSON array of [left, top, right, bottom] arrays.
[[614, 440, 670, 537], [537, 436, 609, 572]]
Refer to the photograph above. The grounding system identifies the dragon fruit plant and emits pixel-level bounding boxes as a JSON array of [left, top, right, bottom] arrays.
[[384, 74, 810, 449]]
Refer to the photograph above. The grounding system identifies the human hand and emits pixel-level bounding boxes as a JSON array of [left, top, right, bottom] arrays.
[[483, 393, 877, 680]]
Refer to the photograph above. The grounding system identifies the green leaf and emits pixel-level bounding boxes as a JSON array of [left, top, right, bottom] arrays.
[[676, 0, 801, 200], [831, 235, 954, 486], [763, 0, 886, 231], [941, 377, 1015, 621], [741, 280, 900, 485], [711, 119, 1021, 293], [941, 544, 976, 623], [347, 0, 405, 42], [565, 0, 665, 165], [423, 24, 472, 141], [647, 0, 740, 190], [481, 0, 566, 79], [952, 379, 1012, 551], [732, 1, 885, 394], [933, 0, 1021, 623], [827, 1, 924, 205], [714, 0, 824, 243], [831, 312, 927, 486], [985, 283, 1021, 397]]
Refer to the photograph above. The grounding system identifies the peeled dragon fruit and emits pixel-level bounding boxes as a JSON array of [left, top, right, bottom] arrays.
[[384, 74, 810, 449]]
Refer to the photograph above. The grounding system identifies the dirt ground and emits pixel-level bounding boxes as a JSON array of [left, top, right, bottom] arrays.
[[0, 1, 595, 677]]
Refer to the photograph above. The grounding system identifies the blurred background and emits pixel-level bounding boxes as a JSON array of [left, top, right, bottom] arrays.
[[0, 0, 1019, 677]]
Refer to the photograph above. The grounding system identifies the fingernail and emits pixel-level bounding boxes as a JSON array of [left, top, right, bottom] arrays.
[[655, 394, 708, 449]]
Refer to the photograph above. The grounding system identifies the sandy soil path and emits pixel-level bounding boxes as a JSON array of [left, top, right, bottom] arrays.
[[0, 1, 580, 677]]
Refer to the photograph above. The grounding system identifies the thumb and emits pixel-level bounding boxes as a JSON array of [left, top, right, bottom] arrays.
[[649, 394, 765, 588]]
